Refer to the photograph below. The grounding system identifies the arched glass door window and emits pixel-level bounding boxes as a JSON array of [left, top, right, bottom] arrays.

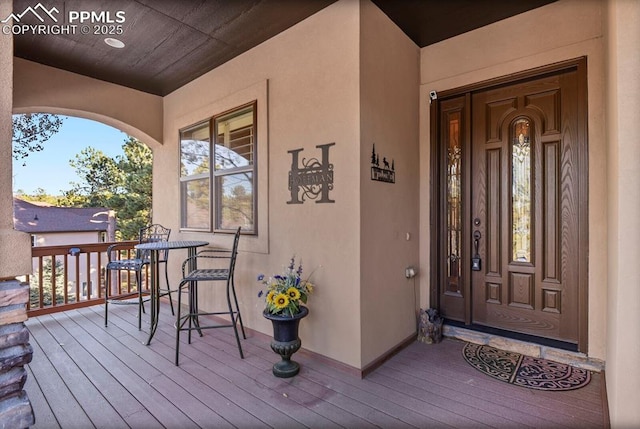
[[447, 112, 462, 292], [512, 118, 532, 263]]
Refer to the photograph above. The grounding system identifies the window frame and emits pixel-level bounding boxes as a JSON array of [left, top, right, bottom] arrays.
[[179, 101, 258, 234], [179, 119, 212, 232]]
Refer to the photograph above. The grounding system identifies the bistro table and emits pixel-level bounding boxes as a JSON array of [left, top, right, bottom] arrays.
[[135, 240, 208, 345]]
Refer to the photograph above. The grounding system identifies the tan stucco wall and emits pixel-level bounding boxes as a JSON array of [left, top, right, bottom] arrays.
[[359, 0, 420, 367], [161, 0, 363, 367], [605, 0, 640, 425], [13, 58, 163, 147], [0, 0, 31, 279], [9, 1, 633, 390], [419, 0, 608, 361], [7, 0, 419, 369]]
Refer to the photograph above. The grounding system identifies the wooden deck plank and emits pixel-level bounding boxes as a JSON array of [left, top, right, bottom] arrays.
[[391, 354, 594, 423], [24, 365, 59, 429], [130, 304, 415, 429], [71, 307, 234, 429], [140, 312, 345, 429], [183, 339, 380, 429], [102, 322, 270, 429], [24, 302, 607, 429], [150, 310, 420, 429], [93, 304, 302, 429], [25, 318, 95, 429], [205, 313, 605, 429], [197, 325, 451, 428], [45, 311, 161, 429], [396, 343, 605, 426], [167, 310, 604, 429], [401, 344, 604, 407], [154, 323, 383, 429], [48, 309, 199, 429], [28, 315, 132, 429]]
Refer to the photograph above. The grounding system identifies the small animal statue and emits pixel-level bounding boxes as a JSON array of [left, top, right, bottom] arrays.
[[383, 157, 390, 169], [417, 308, 443, 344]]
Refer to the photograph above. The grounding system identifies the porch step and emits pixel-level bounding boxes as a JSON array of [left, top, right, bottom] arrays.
[[443, 324, 605, 372]]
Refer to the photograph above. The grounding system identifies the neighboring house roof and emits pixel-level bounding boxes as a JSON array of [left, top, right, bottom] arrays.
[[13, 198, 111, 234]]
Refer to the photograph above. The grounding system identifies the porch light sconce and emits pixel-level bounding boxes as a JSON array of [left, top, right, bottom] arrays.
[[69, 247, 81, 256]]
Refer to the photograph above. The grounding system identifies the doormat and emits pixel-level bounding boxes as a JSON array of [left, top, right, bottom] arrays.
[[462, 342, 591, 391]]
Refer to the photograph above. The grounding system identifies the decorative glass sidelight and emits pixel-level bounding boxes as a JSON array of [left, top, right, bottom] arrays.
[[447, 112, 462, 291], [512, 118, 532, 262]]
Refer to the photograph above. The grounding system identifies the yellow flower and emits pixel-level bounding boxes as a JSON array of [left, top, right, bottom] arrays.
[[266, 290, 276, 304], [305, 282, 314, 293], [286, 287, 301, 300], [274, 293, 289, 310]]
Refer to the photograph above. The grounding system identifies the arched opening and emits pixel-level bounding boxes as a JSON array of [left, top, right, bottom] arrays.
[[11, 112, 157, 313], [12, 113, 155, 239]]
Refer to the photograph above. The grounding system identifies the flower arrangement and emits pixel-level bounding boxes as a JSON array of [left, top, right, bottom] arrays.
[[258, 256, 315, 317]]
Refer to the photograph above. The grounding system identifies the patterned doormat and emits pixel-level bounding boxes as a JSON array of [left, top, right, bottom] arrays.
[[462, 342, 591, 391]]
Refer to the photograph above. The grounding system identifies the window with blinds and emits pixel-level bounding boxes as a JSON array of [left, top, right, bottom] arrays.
[[179, 101, 257, 233]]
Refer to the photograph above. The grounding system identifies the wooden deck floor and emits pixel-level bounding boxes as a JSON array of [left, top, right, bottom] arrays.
[[24, 303, 607, 428]]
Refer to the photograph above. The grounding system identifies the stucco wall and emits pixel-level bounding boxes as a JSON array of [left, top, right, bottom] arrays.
[[419, 0, 608, 360], [9, 0, 628, 383], [359, 0, 420, 368], [0, 0, 31, 279], [13, 58, 163, 147], [605, 0, 640, 425], [161, 0, 363, 367]]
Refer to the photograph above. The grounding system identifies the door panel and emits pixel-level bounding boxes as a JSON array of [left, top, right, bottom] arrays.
[[470, 71, 580, 344]]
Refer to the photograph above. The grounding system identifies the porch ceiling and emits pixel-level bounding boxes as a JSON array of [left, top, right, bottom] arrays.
[[12, 0, 556, 97]]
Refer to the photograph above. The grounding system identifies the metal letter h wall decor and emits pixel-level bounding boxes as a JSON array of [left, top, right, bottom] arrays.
[[287, 142, 335, 204]]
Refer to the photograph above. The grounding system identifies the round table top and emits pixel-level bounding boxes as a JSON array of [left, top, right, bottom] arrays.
[[135, 240, 209, 250]]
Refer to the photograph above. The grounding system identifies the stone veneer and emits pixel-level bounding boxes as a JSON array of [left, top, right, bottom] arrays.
[[0, 279, 34, 427], [444, 324, 605, 372]]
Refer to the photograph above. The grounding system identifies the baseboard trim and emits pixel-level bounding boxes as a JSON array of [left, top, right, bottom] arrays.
[[298, 346, 362, 379], [361, 333, 417, 379], [244, 316, 417, 379], [244, 325, 363, 378]]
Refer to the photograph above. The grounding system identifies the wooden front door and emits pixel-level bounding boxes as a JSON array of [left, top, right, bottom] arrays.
[[433, 59, 588, 351]]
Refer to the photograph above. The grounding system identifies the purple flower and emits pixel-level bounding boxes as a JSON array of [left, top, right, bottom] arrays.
[[257, 274, 264, 281], [258, 290, 263, 297], [288, 257, 295, 271]]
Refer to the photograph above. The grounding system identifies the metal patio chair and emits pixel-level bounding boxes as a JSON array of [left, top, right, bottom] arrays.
[[175, 226, 245, 365], [105, 224, 174, 329]]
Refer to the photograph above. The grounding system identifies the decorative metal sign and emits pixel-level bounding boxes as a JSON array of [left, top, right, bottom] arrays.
[[370, 144, 395, 183], [287, 142, 335, 204]]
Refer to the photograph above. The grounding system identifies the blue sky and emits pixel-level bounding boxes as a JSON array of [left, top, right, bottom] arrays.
[[12, 116, 128, 195]]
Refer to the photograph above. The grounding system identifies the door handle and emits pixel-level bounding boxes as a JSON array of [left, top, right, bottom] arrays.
[[472, 231, 481, 271]]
